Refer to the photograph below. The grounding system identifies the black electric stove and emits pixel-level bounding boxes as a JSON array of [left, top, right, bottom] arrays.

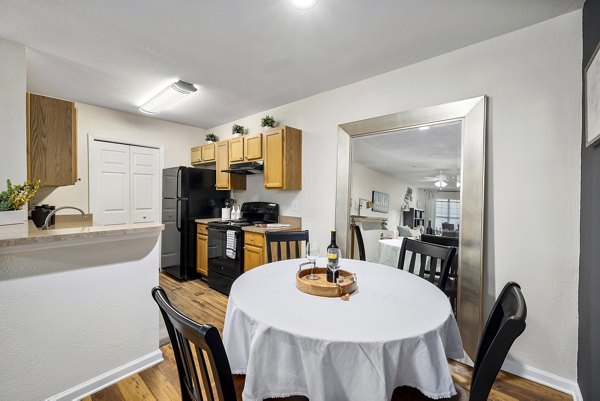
[[207, 202, 279, 295]]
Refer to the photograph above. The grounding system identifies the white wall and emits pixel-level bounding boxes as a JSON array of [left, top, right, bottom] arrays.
[[33, 102, 205, 213], [0, 234, 161, 401], [208, 12, 582, 381], [351, 163, 415, 228], [0, 39, 26, 186]]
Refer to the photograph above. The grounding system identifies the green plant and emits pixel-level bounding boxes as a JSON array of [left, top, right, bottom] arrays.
[[205, 133, 219, 142], [232, 124, 244, 135], [261, 115, 276, 129], [0, 179, 41, 211]]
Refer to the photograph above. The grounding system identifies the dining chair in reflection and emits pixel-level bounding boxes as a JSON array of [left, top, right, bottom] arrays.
[[265, 230, 309, 263], [392, 281, 527, 401], [351, 223, 366, 261], [397, 238, 456, 291]]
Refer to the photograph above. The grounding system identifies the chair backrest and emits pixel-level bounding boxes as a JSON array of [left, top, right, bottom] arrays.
[[442, 222, 455, 230], [351, 224, 366, 261], [265, 230, 309, 263], [469, 282, 527, 401], [397, 238, 456, 290], [152, 287, 237, 401], [420, 234, 459, 277]]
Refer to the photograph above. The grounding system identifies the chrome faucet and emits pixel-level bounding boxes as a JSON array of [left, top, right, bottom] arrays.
[[42, 206, 87, 230]]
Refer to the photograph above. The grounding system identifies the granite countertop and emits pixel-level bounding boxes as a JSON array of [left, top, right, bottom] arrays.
[[0, 221, 164, 248], [195, 218, 222, 224]]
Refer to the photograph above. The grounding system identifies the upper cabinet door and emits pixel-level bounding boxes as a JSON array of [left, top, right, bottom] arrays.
[[229, 137, 244, 163], [216, 141, 230, 190], [244, 134, 262, 161], [130, 146, 160, 224], [191, 146, 202, 164], [27, 93, 77, 186], [202, 143, 216, 162], [264, 129, 284, 188]]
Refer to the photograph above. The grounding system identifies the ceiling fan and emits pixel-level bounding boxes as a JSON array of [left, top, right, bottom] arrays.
[[421, 170, 450, 188]]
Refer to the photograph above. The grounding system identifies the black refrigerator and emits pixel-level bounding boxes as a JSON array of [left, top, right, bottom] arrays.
[[161, 166, 230, 280]]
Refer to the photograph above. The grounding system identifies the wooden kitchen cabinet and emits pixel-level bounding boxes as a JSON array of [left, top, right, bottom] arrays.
[[244, 231, 266, 272], [202, 143, 216, 162], [191, 143, 215, 165], [263, 126, 302, 190], [216, 140, 246, 190], [229, 137, 244, 163], [244, 134, 262, 161], [191, 146, 202, 164], [27, 93, 78, 186], [196, 223, 208, 277]]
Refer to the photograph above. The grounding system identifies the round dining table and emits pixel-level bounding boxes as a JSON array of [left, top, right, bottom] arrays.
[[223, 258, 463, 401]]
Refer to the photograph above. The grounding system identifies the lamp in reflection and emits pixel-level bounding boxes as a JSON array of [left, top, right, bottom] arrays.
[[435, 180, 448, 188], [357, 198, 373, 216]]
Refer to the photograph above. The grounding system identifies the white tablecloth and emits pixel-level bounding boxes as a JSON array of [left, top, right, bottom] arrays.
[[223, 258, 463, 401], [378, 238, 407, 267]]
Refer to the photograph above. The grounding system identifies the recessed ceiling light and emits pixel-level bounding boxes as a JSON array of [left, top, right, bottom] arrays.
[[291, 0, 319, 9], [139, 80, 197, 114], [418, 126, 430, 131]]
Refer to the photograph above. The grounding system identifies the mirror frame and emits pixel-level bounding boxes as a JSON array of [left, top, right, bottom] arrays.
[[335, 96, 486, 358]]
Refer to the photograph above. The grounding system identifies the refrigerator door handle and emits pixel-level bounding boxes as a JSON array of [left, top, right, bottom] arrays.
[[176, 167, 182, 199], [176, 198, 183, 232]]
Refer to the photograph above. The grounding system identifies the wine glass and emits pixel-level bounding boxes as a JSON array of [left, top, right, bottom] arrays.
[[305, 241, 320, 280], [327, 248, 342, 283], [434, 226, 443, 236]]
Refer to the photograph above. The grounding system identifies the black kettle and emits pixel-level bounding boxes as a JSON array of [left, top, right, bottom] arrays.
[[31, 204, 55, 228]]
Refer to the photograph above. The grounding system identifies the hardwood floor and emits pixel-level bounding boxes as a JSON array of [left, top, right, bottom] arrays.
[[85, 273, 571, 401]]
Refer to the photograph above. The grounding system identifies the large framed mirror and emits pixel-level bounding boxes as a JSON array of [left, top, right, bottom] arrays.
[[335, 96, 486, 358]]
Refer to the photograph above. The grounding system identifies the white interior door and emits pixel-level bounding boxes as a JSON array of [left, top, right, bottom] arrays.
[[130, 145, 160, 223], [92, 141, 131, 225]]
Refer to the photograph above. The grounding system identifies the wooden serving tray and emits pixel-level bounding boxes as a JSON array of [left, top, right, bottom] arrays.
[[296, 268, 357, 297]]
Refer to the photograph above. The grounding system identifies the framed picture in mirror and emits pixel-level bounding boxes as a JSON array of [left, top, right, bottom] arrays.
[[585, 41, 600, 147], [371, 191, 389, 213]]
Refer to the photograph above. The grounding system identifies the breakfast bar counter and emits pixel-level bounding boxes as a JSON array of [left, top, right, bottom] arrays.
[[0, 221, 164, 250], [0, 221, 164, 401]]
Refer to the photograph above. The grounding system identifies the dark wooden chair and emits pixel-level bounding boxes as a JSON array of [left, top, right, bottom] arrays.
[[152, 286, 238, 401], [397, 238, 456, 291], [351, 223, 366, 261], [421, 234, 459, 314], [393, 281, 527, 401], [265, 230, 309, 263]]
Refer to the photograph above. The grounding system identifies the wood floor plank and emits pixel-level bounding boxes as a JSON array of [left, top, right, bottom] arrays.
[[86, 272, 571, 401]]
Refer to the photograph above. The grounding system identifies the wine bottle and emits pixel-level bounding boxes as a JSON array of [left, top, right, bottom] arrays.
[[426, 220, 433, 235], [327, 230, 340, 283]]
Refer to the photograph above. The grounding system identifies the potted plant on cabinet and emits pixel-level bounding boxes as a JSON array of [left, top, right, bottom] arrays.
[[205, 133, 218, 143], [0, 179, 41, 226], [261, 115, 276, 130], [232, 124, 244, 137]]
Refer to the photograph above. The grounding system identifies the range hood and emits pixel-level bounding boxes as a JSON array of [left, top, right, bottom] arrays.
[[222, 161, 264, 175]]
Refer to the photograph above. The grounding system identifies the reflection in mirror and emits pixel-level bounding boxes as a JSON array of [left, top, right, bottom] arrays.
[[335, 96, 486, 358], [349, 121, 462, 314], [349, 120, 461, 258]]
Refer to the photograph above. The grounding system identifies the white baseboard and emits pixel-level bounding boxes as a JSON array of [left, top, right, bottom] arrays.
[[502, 359, 583, 401], [46, 349, 164, 401]]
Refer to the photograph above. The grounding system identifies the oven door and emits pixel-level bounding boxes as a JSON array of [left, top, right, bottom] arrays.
[[208, 226, 243, 279]]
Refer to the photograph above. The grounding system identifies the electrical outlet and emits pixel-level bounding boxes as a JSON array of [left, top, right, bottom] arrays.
[[290, 200, 299, 211]]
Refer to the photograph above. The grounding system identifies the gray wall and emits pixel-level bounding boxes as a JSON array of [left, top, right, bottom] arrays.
[[579, 0, 600, 399]]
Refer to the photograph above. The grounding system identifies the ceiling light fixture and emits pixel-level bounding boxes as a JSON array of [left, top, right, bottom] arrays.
[[418, 126, 430, 131], [435, 180, 448, 188], [291, 0, 319, 9], [139, 80, 197, 114]]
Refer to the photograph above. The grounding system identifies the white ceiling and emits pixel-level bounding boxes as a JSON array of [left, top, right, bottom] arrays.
[[0, 1, 582, 128], [352, 121, 462, 190]]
